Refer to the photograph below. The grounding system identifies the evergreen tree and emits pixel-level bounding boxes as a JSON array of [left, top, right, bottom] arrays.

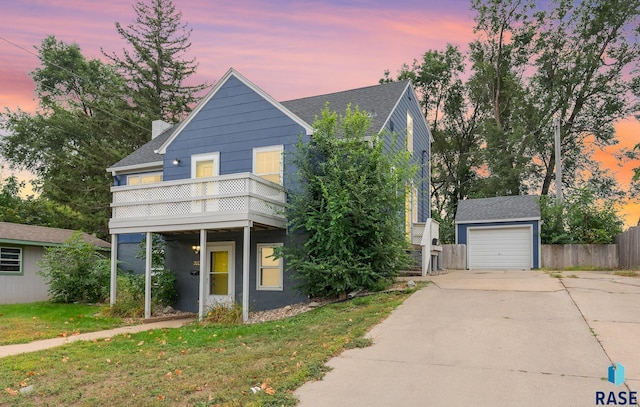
[[103, 0, 208, 122]]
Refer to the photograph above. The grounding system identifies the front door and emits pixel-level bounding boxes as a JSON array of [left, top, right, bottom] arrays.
[[205, 242, 234, 307]]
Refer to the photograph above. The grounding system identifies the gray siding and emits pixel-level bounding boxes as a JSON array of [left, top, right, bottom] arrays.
[[0, 245, 49, 304], [162, 76, 308, 189]]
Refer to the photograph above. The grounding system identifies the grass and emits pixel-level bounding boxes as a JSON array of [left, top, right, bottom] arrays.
[[0, 289, 415, 406], [614, 270, 639, 277], [0, 302, 124, 346]]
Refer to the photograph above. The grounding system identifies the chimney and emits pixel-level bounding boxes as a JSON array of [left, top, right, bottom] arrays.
[[152, 120, 172, 139]]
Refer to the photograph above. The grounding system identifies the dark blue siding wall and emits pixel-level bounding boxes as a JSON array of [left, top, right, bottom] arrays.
[[382, 86, 431, 222], [163, 230, 306, 313], [456, 220, 540, 268], [162, 76, 307, 189]]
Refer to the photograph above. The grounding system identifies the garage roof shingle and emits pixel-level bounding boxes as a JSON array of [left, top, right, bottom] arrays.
[[455, 195, 540, 223]]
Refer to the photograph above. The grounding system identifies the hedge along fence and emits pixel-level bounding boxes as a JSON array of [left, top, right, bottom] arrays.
[[541, 244, 618, 270]]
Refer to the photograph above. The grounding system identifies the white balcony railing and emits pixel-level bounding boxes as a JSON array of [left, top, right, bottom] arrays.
[[109, 173, 286, 233]]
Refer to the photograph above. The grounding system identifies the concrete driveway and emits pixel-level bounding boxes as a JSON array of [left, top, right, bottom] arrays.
[[295, 270, 640, 406]]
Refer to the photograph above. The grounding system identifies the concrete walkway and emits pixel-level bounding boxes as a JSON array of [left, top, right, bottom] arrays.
[[0, 317, 194, 359], [296, 270, 640, 406]]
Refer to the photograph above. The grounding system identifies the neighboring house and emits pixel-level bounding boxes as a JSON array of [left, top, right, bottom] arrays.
[[107, 68, 436, 321], [455, 196, 541, 270], [0, 222, 111, 304]]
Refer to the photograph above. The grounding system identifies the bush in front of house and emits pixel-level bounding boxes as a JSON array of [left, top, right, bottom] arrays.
[[106, 234, 178, 317], [39, 232, 110, 303], [284, 105, 416, 298]]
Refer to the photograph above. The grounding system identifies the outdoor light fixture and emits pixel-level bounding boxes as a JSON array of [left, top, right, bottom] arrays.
[[192, 245, 201, 254], [173, 158, 181, 165]]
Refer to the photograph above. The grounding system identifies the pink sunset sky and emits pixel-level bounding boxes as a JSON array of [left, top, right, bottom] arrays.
[[0, 0, 638, 226]]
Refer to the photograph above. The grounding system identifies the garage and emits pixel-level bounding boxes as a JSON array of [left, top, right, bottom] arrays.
[[455, 196, 541, 270]]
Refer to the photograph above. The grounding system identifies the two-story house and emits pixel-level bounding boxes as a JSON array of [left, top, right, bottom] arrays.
[[107, 68, 437, 321]]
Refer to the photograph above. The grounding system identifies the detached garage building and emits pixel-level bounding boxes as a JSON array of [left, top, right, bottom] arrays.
[[455, 196, 541, 270]]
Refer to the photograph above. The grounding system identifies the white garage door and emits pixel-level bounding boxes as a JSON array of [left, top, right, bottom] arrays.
[[468, 226, 532, 270]]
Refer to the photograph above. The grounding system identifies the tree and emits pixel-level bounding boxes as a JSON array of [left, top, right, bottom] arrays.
[[283, 105, 416, 297], [384, 0, 640, 238], [539, 187, 624, 244], [468, 0, 538, 197], [103, 0, 208, 122], [0, 173, 80, 229], [633, 143, 640, 181], [0, 36, 148, 238], [382, 46, 484, 243], [527, 0, 640, 196]]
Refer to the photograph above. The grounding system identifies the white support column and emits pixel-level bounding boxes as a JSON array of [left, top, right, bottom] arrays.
[[242, 226, 251, 323], [110, 234, 118, 306], [144, 232, 152, 319], [198, 229, 206, 320]]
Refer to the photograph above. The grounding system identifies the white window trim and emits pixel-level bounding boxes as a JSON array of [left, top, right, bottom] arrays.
[[191, 152, 220, 179], [253, 145, 284, 185], [0, 246, 23, 275], [256, 243, 284, 291], [126, 172, 163, 185]]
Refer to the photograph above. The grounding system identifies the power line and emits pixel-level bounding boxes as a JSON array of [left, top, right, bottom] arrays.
[[0, 35, 156, 133]]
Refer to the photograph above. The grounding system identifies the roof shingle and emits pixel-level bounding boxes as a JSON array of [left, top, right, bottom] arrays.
[[0, 222, 111, 249], [455, 196, 541, 223], [108, 79, 411, 171]]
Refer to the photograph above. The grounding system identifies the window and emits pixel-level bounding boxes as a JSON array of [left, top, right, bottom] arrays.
[[407, 111, 414, 152], [0, 247, 22, 274], [191, 152, 220, 179], [405, 185, 417, 239], [256, 243, 283, 291], [253, 145, 283, 185], [127, 172, 162, 185]]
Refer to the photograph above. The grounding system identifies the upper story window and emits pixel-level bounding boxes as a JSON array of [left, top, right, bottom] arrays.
[[407, 111, 414, 152], [127, 172, 162, 185], [253, 145, 283, 185], [191, 152, 220, 179], [0, 247, 22, 274]]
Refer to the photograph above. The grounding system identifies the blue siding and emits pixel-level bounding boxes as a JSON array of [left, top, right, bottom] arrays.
[[457, 220, 540, 268], [162, 76, 308, 188], [381, 86, 431, 222], [161, 231, 306, 313]]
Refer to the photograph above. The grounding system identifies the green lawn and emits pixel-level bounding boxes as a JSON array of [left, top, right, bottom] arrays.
[[0, 289, 416, 406], [0, 302, 125, 345]]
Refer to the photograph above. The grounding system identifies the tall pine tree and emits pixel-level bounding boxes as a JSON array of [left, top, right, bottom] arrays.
[[103, 0, 208, 122]]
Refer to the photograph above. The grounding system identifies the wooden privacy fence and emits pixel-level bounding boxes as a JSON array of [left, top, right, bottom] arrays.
[[441, 228, 639, 270], [616, 226, 640, 269], [441, 244, 466, 270], [541, 244, 618, 270]]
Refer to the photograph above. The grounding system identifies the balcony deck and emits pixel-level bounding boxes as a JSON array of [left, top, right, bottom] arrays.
[[109, 173, 286, 234]]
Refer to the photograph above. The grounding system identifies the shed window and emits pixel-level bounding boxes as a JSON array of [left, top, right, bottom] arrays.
[[0, 247, 22, 274]]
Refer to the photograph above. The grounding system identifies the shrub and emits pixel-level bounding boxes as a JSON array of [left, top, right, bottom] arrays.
[[135, 234, 178, 307], [539, 187, 624, 244], [106, 273, 145, 317], [106, 267, 178, 318], [39, 232, 110, 303], [284, 105, 416, 297]]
